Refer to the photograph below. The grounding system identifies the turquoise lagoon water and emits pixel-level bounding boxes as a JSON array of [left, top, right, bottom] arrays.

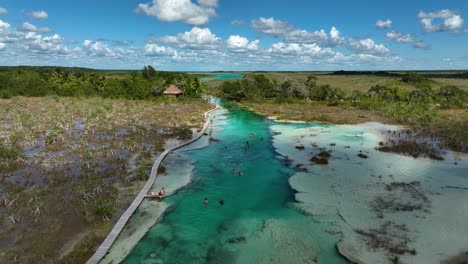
[[122, 102, 346, 264], [121, 101, 468, 264], [199, 73, 244, 81]]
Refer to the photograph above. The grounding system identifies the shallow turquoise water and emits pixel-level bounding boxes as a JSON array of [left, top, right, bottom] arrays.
[[120, 100, 468, 264], [199, 73, 244, 81], [123, 103, 346, 264]]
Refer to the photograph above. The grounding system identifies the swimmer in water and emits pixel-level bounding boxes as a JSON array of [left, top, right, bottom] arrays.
[[233, 168, 237, 173], [204, 197, 208, 204], [219, 199, 224, 205], [238, 171, 243, 176]]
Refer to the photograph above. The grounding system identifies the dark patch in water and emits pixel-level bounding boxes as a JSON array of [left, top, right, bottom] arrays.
[[216, 221, 230, 233], [357, 153, 369, 159], [227, 236, 247, 244], [204, 246, 236, 264]]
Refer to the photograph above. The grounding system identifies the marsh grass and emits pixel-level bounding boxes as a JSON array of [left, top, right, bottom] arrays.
[[0, 96, 210, 263]]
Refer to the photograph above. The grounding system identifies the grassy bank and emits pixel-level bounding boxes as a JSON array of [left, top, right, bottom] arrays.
[[242, 100, 395, 124], [0, 96, 210, 263]]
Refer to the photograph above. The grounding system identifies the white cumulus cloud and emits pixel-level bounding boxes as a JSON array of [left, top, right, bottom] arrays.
[[83, 40, 126, 57], [154, 27, 221, 49], [413, 40, 430, 50], [251, 17, 343, 47], [0, 42, 6, 51], [346, 38, 389, 56], [329, 27, 344, 46], [26, 10, 49, 20], [251, 17, 294, 37], [145, 43, 178, 56], [226, 35, 259, 52], [284, 29, 327, 44], [135, 0, 217, 26], [418, 9, 464, 32], [0, 7, 7, 14], [0, 19, 10, 32], [268, 42, 335, 58], [0, 19, 20, 43], [22, 32, 69, 54], [376, 19, 392, 29], [19, 22, 52, 33], [385, 31, 413, 43]]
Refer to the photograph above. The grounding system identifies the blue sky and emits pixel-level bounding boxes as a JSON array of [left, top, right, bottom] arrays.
[[0, 0, 467, 70]]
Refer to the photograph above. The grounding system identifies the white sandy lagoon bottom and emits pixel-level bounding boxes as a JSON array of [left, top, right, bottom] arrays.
[[272, 122, 468, 264], [101, 103, 467, 264]]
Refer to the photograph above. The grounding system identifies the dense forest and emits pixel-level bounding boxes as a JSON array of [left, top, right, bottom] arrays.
[[0, 65, 204, 99]]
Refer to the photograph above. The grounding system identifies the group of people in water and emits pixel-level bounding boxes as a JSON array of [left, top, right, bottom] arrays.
[[203, 197, 224, 205], [150, 133, 263, 206], [203, 133, 264, 206]]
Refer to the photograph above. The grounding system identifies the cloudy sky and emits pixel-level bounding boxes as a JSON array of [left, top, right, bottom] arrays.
[[0, 0, 467, 70]]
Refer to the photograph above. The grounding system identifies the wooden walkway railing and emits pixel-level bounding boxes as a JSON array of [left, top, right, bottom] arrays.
[[86, 106, 218, 264]]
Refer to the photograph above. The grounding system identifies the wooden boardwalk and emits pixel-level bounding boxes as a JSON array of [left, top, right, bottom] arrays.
[[86, 106, 218, 264]]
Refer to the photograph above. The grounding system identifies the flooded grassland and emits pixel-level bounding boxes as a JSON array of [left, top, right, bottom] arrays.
[[0, 96, 210, 263]]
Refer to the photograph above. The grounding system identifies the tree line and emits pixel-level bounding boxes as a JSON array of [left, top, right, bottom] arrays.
[[220, 73, 467, 124], [0, 65, 204, 99], [221, 73, 467, 109]]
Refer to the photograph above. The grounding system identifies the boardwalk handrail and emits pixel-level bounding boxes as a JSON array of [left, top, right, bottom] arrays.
[[86, 105, 218, 264]]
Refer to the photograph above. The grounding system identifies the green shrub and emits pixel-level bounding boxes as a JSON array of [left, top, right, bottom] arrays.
[[72, 175, 118, 222], [0, 144, 19, 162], [437, 85, 468, 108]]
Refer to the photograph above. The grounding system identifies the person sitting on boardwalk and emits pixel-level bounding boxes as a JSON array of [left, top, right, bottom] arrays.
[[158, 187, 165, 197], [146, 187, 165, 198]]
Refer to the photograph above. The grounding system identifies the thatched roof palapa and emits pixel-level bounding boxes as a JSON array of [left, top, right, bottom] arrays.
[[163, 85, 184, 95]]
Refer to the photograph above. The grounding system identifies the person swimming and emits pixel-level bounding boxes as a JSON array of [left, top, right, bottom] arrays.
[[204, 197, 209, 204], [249, 133, 254, 138], [219, 199, 224, 205], [233, 168, 237, 173], [238, 171, 243, 176]]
